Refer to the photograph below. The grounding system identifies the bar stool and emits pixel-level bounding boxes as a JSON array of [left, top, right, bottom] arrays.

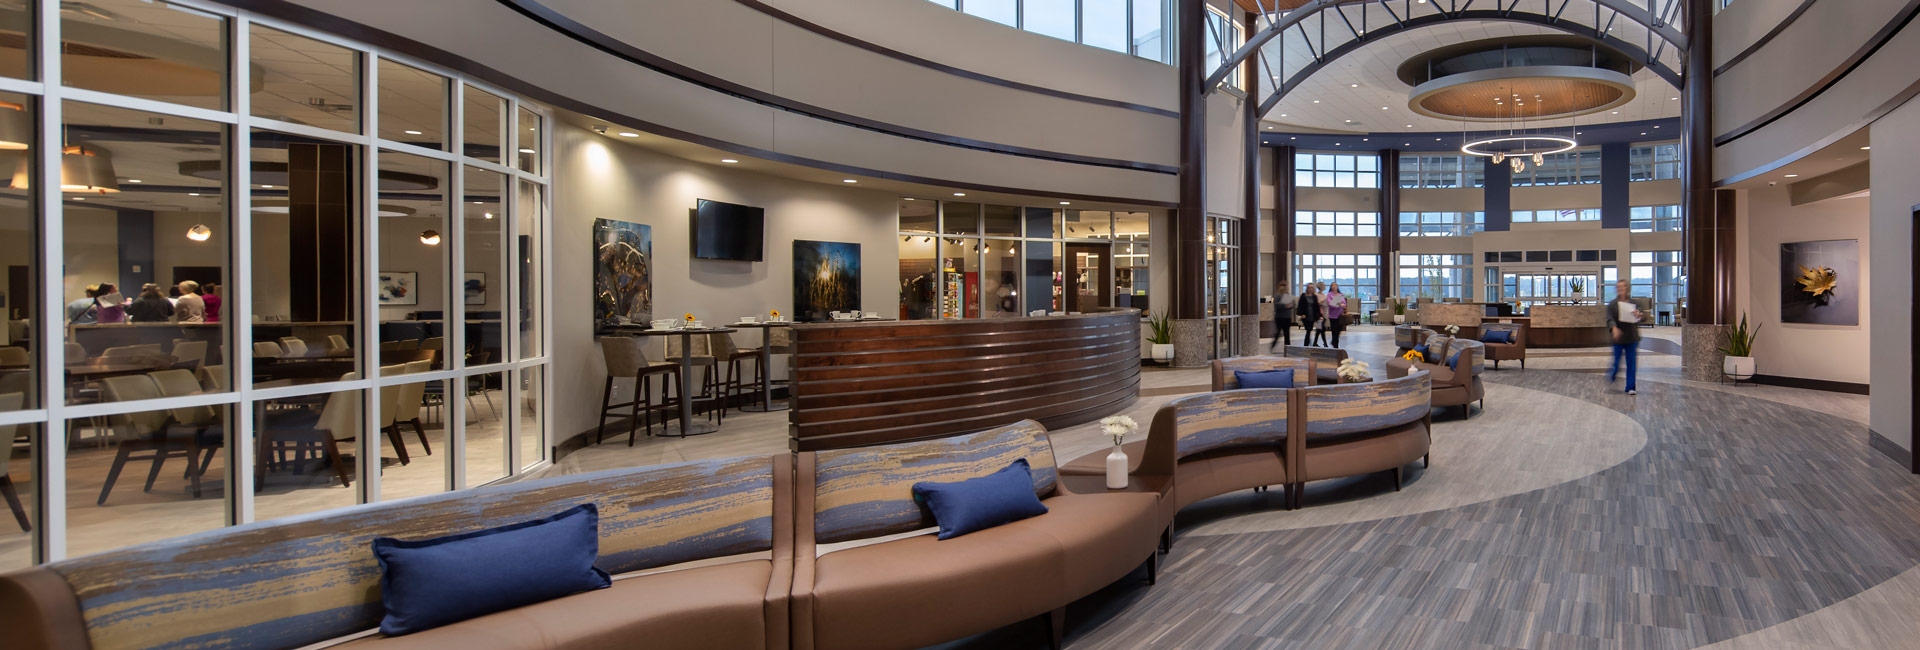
[[710, 333, 757, 421], [598, 337, 678, 445], [665, 334, 719, 425], [754, 327, 794, 395]]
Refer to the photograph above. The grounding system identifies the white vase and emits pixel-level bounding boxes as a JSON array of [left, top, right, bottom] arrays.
[[1150, 343, 1173, 361], [1724, 355, 1756, 381], [1106, 444, 1129, 489]]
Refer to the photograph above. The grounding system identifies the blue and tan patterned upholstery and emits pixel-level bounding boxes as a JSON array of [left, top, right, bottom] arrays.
[[1210, 356, 1313, 391], [1393, 325, 1433, 352], [1166, 389, 1291, 459], [810, 420, 1057, 544], [1300, 372, 1432, 437], [24, 455, 782, 650]]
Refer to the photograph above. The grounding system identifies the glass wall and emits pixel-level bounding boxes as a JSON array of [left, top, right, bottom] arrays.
[[1398, 254, 1471, 301], [1398, 211, 1484, 237], [898, 200, 1150, 319], [1630, 142, 1681, 181], [1293, 254, 1381, 316], [1510, 147, 1601, 186], [4, 0, 553, 565], [1295, 211, 1380, 237], [1295, 152, 1380, 189], [1630, 204, 1682, 232], [1631, 250, 1684, 325], [1399, 154, 1485, 188], [1512, 208, 1601, 223], [932, 0, 1171, 62]]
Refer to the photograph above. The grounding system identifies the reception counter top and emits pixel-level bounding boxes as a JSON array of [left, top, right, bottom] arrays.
[[788, 310, 1141, 452]]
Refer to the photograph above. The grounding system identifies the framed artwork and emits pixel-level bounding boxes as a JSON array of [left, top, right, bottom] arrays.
[[593, 218, 652, 333], [464, 272, 487, 306], [1780, 239, 1859, 326], [793, 240, 860, 322], [378, 271, 417, 306]]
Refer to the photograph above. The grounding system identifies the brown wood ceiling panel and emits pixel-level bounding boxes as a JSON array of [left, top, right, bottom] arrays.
[[1417, 78, 1629, 120]]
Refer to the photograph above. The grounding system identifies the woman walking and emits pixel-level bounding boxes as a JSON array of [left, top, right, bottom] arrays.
[[1324, 283, 1347, 348], [1607, 279, 1641, 395], [1270, 284, 1296, 352], [1297, 283, 1323, 347]]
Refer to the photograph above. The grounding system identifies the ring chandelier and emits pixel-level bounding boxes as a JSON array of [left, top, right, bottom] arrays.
[[1458, 92, 1579, 173]]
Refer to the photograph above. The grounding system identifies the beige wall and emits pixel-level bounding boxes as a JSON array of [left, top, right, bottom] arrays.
[[1870, 99, 1920, 455], [1733, 185, 1871, 385], [548, 123, 902, 440]]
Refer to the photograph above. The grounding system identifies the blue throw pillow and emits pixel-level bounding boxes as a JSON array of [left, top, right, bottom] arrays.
[[1447, 350, 1463, 369], [1234, 369, 1295, 389], [912, 459, 1050, 540], [1481, 330, 1513, 344], [373, 504, 612, 635], [1411, 344, 1429, 360]]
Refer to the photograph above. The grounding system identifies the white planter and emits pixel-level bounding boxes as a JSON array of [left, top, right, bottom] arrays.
[[1393, 314, 1404, 324], [1724, 355, 1756, 381], [1150, 343, 1173, 361], [1106, 444, 1130, 489]]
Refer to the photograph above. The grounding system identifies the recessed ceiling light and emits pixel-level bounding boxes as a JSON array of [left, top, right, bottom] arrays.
[[187, 192, 199, 196], [1612, 111, 1619, 114], [1380, 106, 1388, 110], [1784, 174, 1799, 178], [842, 179, 858, 183], [1290, 137, 1296, 140], [1640, 132, 1647, 135], [1654, 125, 1660, 128], [1280, 113, 1288, 117], [404, 130, 422, 135], [720, 159, 738, 163], [1362, 138, 1369, 141], [903, 197, 915, 201], [1671, 97, 1679, 101], [1344, 119, 1352, 123], [1406, 124, 1413, 128], [1059, 201, 1070, 205], [72, 197, 84, 201], [1862, 146, 1872, 150], [1350, 84, 1358, 88], [1334, 143, 1341, 146], [484, 212, 494, 219], [261, 184, 275, 188], [953, 192, 966, 196], [126, 179, 142, 183], [617, 132, 639, 138], [1313, 100, 1320, 103], [518, 148, 536, 154]]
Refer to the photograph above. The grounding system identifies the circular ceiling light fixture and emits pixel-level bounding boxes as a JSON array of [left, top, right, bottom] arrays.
[[419, 229, 442, 246], [185, 224, 212, 241], [1460, 135, 1577, 159]]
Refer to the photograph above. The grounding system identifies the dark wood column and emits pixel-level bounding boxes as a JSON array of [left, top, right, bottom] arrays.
[[1239, 10, 1260, 319], [1274, 145, 1296, 293], [1683, 0, 1723, 325], [1174, 0, 1206, 321], [1378, 149, 1401, 301], [289, 142, 353, 322]]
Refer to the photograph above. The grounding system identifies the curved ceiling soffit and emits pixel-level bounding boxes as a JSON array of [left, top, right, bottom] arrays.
[[496, 0, 1178, 175], [1254, 12, 1684, 119], [1211, 0, 1687, 91]]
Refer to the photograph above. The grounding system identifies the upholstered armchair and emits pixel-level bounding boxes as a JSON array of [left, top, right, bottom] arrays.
[[1479, 322, 1527, 369]]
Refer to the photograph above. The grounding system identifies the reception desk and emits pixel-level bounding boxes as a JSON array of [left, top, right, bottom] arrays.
[[788, 310, 1141, 452], [1511, 305, 1609, 347]]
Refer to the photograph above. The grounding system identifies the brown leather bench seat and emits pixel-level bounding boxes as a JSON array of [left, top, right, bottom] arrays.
[[794, 421, 1164, 650]]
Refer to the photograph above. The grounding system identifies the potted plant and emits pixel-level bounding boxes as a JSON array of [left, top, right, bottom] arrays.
[[1392, 298, 1406, 324], [1145, 310, 1173, 361], [1570, 278, 1585, 297], [1721, 313, 1761, 381]]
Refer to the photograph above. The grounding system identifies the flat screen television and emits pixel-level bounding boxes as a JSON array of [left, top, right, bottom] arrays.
[[692, 199, 765, 262]]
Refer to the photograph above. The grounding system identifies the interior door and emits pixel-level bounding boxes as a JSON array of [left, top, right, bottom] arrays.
[[1064, 243, 1110, 313]]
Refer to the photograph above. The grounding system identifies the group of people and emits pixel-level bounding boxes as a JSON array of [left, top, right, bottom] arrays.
[[1270, 281, 1347, 351], [65, 281, 222, 325]]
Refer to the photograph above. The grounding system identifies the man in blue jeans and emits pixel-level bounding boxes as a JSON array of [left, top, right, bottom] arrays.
[[1606, 279, 1642, 395]]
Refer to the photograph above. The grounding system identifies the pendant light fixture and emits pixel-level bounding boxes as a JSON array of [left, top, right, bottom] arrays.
[[186, 224, 212, 241], [0, 102, 29, 151], [59, 143, 120, 193], [419, 229, 442, 246]]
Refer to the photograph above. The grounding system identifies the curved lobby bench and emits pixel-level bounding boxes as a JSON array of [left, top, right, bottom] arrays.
[[0, 456, 795, 650], [1296, 372, 1435, 499], [792, 420, 1163, 650]]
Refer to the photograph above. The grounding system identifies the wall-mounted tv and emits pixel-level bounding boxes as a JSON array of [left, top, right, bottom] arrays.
[[692, 199, 765, 262]]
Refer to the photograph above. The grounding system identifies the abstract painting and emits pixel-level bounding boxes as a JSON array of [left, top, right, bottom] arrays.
[[1780, 239, 1858, 325], [464, 272, 487, 306], [793, 240, 860, 322], [593, 218, 651, 333], [378, 271, 417, 306]]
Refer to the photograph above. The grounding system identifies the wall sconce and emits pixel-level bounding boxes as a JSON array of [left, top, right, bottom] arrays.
[[186, 224, 212, 241], [419, 229, 442, 246]]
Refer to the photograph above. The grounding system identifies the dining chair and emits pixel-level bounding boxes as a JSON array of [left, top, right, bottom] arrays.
[[375, 363, 413, 465], [255, 372, 357, 490], [151, 369, 221, 489], [169, 340, 208, 370], [665, 334, 718, 423], [709, 333, 756, 424], [598, 337, 678, 445], [0, 347, 26, 366], [326, 334, 351, 357], [96, 375, 223, 505], [64, 343, 87, 365], [102, 345, 172, 366], [253, 342, 285, 359], [756, 327, 794, 395], [392, 360, 434, 457], [197, 365, 226, 392], [279, 337, 310, 358], [420, 336, 444, 352], [0, 392, 28, 531]]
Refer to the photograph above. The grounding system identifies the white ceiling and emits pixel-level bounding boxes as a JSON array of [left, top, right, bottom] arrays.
[[1259, 19, 1683, 134]]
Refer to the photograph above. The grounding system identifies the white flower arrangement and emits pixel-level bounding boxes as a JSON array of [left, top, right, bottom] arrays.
[[1099, 415, 1139, 446], [1445, 324, 1460, 334], [1337, 358, 1372, 381]]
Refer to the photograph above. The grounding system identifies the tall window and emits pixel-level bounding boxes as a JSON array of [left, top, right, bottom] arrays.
[[899, 201, 1144, 319], [1398, 212, 1484, 237], [937, 0, 1172, 63], [1630, 143, 1681, 181], [1206, 215, 1241, 357], [1510, 148, 1601, 186], [1293, 254, 1381, 315], [1203, 5, 1244, 89], [1630, 205, 1682, 232], [1295, 153, 1380, 188], [1295, 211, 1380, 237], [1512, 208, 1601, 223], [3, 2, 553, 565], [1399, 154, 1485, 188], [1631, 250, 1685, 325], [1398, 255, 1471, 300]]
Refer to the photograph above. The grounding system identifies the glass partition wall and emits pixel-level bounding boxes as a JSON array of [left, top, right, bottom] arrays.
[[0, 0, 553, 565], [897, 198, 1150, 319]]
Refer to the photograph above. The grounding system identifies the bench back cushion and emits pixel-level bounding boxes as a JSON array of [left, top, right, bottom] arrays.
[[1212, 356, 1310, 390], [43, 456, 779, 650], [1282, 345, 1347, 366], [1300, 372, 1431, 437], [812, 420, 1057, 544], [1168, 389, 1290, 458], [1393, 325, 1432, 350]]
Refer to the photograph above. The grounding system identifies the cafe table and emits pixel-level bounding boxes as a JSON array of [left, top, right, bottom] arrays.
[[625, 326, 736, 437], [728, 321, 792, 412]]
